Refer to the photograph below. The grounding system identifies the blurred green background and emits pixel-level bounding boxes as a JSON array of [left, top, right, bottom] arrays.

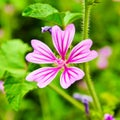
[[0, 0, 120, 120]]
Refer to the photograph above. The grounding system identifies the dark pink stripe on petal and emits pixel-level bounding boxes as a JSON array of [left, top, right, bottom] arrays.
[[71, 50, 98, 63], [52, 24, 75, 60], [26, 52, 55, 64], [26, 39, 57, 64], [67, 39, 98, 63], [60, 67, 84, 89], [26, 67, 60, 88], [37, 71, 58, 88]]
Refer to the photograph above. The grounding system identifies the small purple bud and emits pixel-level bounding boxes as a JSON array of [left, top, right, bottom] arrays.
[[41, 26, 52, 34], [104, 114, 115, 120], [73, 93, 93, 115], [73, 93, 93, 103], [83, 99, 89, 114]]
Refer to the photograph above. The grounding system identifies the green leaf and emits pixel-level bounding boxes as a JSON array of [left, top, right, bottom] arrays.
[[0, 68, 5, 78], [0, 39, 30, 75], [45, 12, 64, 26], [22, 3, 82, 26], [22, 3, 64, 25], [4, 74, 37, 110], [22, 3, 58, 18], [63, 11, 82, 26], [0, 39, 37, 110]]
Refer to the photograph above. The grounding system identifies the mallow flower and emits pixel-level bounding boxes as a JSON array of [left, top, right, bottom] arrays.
[[104, 114, 115, 120], [26, 24, 98, 89]]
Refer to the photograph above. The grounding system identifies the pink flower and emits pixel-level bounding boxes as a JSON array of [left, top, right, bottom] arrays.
[[97, 46, 112, 69], [0, 81, 4, 92], [26, 24, 98, 89], [104, 114, 115, 120]]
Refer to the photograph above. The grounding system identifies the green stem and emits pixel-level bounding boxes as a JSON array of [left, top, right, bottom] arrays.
[[82, 0, 102, 115], [82, 2, 90, 39], [48, 83, 84, 112], [38, 90, 51, 120], [84, 63, 102, 113]]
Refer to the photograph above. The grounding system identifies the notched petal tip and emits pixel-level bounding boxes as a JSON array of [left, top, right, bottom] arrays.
[[61, 84, 69, 89], [67, 39, 98, 64], [37, 82, 46, 88], [83, 39, 93, 47], [31, 39, 40, 47], [26, 73, 34, 82], [51, 24, 75, 59], [26, 39, 57, 64], [91, 50, 98, 59], [25, 53, 32, 62], [51, 25, 61, 32], [60, 67, 85, 89], [66, 24, 75, 30], [52, 24, 75, 33]]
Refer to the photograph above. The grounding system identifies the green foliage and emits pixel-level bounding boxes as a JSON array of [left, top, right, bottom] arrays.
[[64, 11, 81, 26], [85, 0, 100, 5], [0, 39, 37, 110], [0, 39, 30, 76], [4, 74, 37, 111], [0, 0, 120, 119], [22, 3, 58, 18], [22, 3, 61, 24], [22, 3, 82, 26]]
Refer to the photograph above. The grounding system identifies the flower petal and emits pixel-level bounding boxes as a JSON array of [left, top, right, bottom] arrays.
[[60, 67, 84, 89], [98, 46, 112, 58], [52, 24, 75, 60], [0, 81, 4, 92], [67, 39, 98, 63], [26, 39, 57, 64], [26, 67, 60, 88], [97, 57, 108, 69]]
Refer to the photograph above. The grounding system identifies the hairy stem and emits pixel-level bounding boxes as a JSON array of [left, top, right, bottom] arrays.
[[82, 0, 102, 116]]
